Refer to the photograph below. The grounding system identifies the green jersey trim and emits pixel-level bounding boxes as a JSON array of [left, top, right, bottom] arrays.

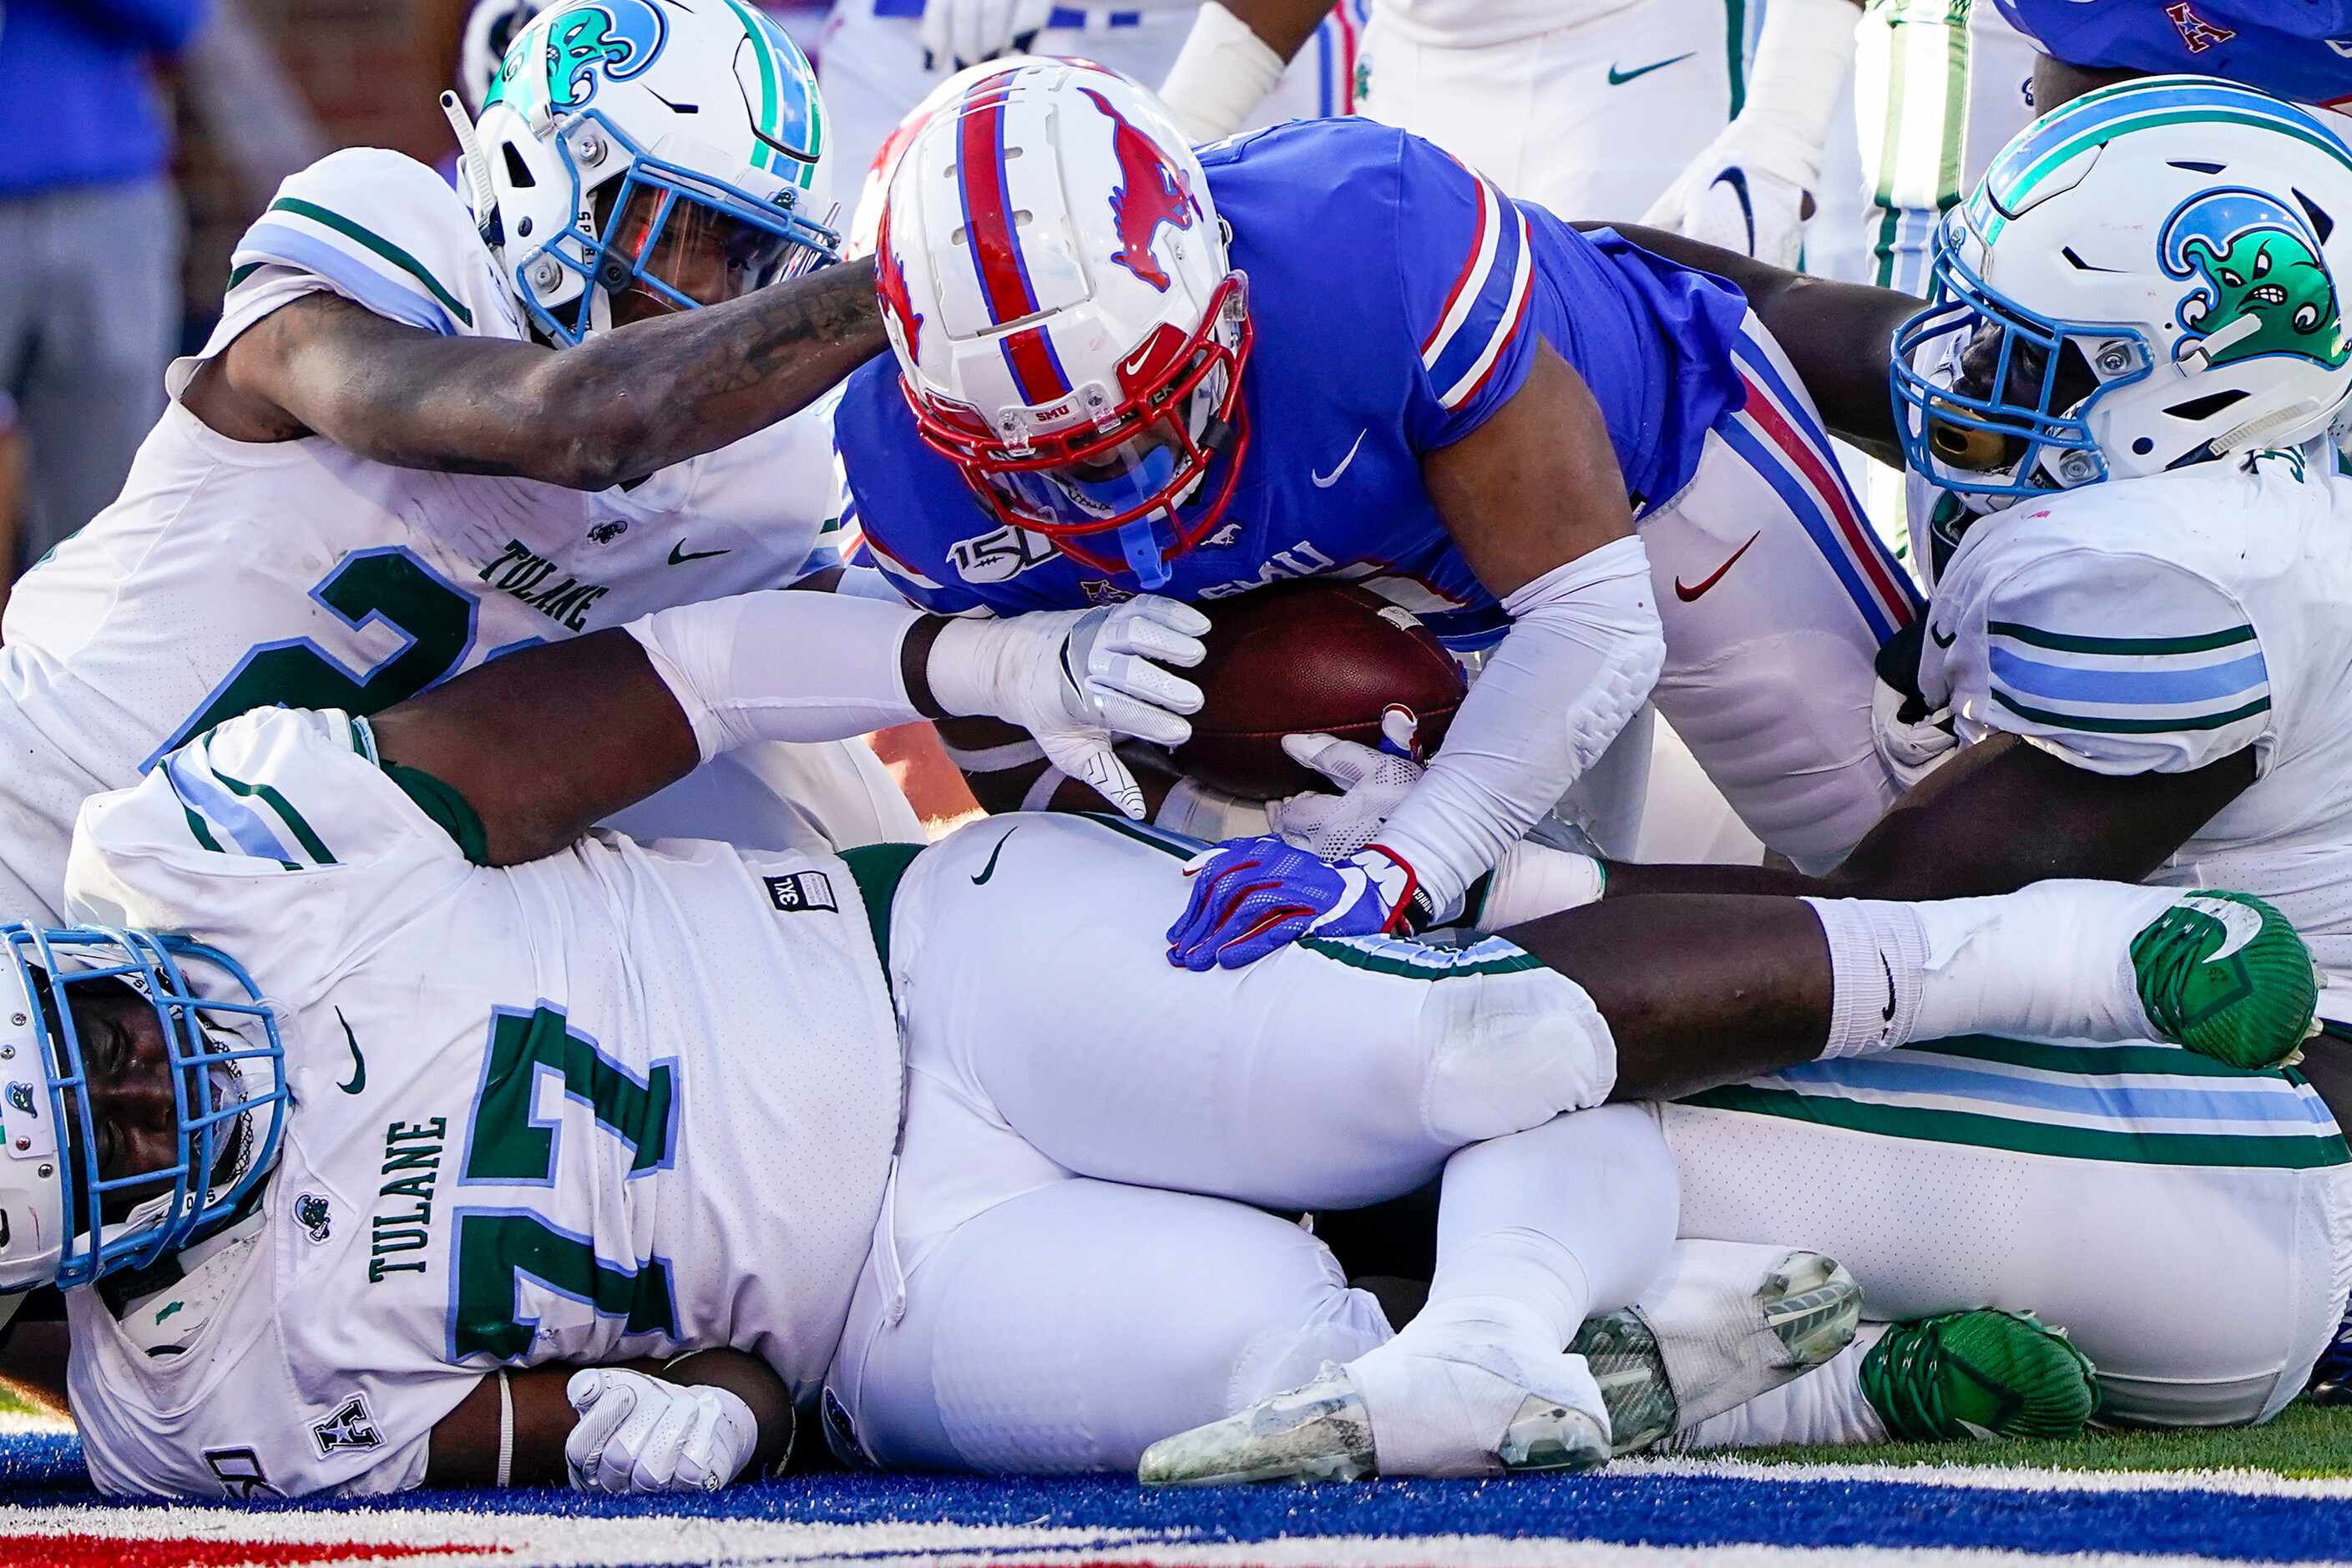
[[382, 761, 491, 866], [1985, 620, 2258, 657], [840, 841, 925, 983], [1991, 688, 2272, 734], [266, 198, 476, 329], [1679, 1083, 2351, 1170]]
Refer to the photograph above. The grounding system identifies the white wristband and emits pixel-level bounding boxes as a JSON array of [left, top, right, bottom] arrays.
[[494, 1369, 514, 1489], [1156, 0, 1287, 144]]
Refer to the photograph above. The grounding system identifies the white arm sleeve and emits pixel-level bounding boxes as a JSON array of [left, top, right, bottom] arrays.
[[625, 590, 925, 763], [1156, 0, 1288, 144], [1373, 535, 1665, 913]]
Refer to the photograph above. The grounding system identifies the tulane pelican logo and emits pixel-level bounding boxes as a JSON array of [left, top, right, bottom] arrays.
[[488, 1, 668, 115], [2161, 187, 2349, 371]]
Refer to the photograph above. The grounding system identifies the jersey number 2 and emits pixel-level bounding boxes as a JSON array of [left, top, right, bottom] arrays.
[[447, 1004, 681, 1363], [150, 548, 477, 771]]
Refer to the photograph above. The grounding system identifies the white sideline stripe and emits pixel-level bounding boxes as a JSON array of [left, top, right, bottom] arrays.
[[1625, 1453, 2352, 1500], [0, 1505, 2295, 1568], [0, 1409, 70, 1436]]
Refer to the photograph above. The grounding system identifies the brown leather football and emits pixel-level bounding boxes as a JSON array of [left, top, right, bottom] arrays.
[[1170, 579, 1467, 800]]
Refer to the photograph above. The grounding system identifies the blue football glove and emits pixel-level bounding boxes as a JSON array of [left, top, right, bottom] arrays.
[[1165, 834, 1432, 971]]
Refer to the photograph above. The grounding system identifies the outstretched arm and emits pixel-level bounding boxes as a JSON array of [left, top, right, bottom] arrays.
[[1599, 733, 2257, 902], [184, 259, 883, 492], [1583, 221, 1919, 464], [366, 589, 1206, 862]]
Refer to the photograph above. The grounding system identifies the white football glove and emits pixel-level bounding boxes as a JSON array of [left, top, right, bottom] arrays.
[[1265, 709, 1426, 859], [1871, 675, 1959, 793], [918, 0, 1055, 71], [1637, 0, 1857, 267], [564, 1368, 758, 1496], [931, 596, 1208, 820], [1639, 141, 1812, 267]]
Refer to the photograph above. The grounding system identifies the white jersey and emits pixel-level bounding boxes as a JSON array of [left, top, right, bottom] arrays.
[[1920, 446, 2352, 983], [0, 146, 848, 928], [61, 707, 903, 1500]]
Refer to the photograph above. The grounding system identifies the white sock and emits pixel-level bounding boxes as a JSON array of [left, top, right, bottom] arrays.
[[1673, 1329, 1890, 1450], [1805, 881, 2177, 1059]]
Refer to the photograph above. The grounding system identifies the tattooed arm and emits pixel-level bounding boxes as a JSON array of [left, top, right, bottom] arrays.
[[180, 257, 883, 491]]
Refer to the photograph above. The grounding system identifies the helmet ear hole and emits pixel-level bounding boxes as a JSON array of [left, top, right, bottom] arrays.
[[2165, 388, 2251, 422]]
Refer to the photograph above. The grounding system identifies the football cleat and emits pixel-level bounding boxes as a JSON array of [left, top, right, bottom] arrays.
[[1138, 1348, 1610, 1485], [1575, 1247, 1863, 1455], [1859, 1309, 2097, 1442], [2131, 891, 2319, 1071]]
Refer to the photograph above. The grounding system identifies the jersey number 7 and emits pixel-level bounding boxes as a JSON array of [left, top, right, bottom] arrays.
[[447, 1004, 681, 1363]]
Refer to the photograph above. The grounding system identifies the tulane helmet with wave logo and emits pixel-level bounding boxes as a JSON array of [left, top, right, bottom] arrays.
[[447, 0, 839, 345], [1892, 76, 2352, 510]]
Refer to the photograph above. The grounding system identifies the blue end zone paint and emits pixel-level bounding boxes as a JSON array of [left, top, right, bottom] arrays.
[[5, 1432, 2349, 1562]]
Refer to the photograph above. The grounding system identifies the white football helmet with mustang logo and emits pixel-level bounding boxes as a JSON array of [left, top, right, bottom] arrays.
[[446, 0, 840, 345], [1894, 76, 2352, 518], [876, 60, 1248, 589]]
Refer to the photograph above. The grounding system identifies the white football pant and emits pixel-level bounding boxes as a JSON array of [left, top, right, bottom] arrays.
[[823, 812, 1619, 1469], [1663, 1044, 2352, 1431], [1357, 0, 1749, 220]]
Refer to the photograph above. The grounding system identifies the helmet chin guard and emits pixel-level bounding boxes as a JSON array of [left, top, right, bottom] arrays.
[[0, 924, 286, 1293]]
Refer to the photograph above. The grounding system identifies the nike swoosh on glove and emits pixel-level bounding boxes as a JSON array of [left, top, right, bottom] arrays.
[[1165, 834, 1432, 970]]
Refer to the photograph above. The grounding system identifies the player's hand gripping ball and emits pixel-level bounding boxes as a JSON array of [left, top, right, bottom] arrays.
[[1171, 580, 1464, 798]]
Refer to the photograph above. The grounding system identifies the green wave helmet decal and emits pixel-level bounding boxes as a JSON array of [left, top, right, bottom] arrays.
[[488, 0, 669, 117], [2162, 187, 2351, 371]]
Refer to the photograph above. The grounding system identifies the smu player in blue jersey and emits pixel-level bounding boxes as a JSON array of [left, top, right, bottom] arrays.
[[837, 61, 1920, 957], [1997, 0, 2352, 111]]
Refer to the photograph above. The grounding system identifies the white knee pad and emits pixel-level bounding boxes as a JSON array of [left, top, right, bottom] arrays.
[[1421, 963, 1618, 1148]]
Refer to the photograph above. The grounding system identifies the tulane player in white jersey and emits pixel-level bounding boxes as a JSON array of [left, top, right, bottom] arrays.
[[0, 0, 973, 936], [8, 568, 2292, 1496], [1263, 81, 2352, 1448]]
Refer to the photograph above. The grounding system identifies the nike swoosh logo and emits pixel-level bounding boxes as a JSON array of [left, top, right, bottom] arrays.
[[1311, 429, 1368, 488], [336, 1007, 367, 1095], [1608, 52, 1693, 86], [971, 826, 1019, 886], [1711, 166, 1757, 256], [1930, 624, 1958, 649], [1673, 530, 1762, 601], [2186, 897, 2267, 964], [668, 542, 732, 565]]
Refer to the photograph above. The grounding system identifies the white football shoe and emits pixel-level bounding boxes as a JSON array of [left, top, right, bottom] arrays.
[[1573, 1242, 1862, 1455], [1138, 1337, 1610, 1485]]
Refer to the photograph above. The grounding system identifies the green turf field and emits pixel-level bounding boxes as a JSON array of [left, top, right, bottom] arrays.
[[1731, 1400, 2352, 1476]]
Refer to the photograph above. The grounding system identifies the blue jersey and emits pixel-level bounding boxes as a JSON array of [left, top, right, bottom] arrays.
[[836, 117, 1749, 649], [1995, 0, 2352, 105]]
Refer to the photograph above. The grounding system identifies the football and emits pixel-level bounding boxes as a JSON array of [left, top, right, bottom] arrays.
[[1170, 579, 1468, 799]]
